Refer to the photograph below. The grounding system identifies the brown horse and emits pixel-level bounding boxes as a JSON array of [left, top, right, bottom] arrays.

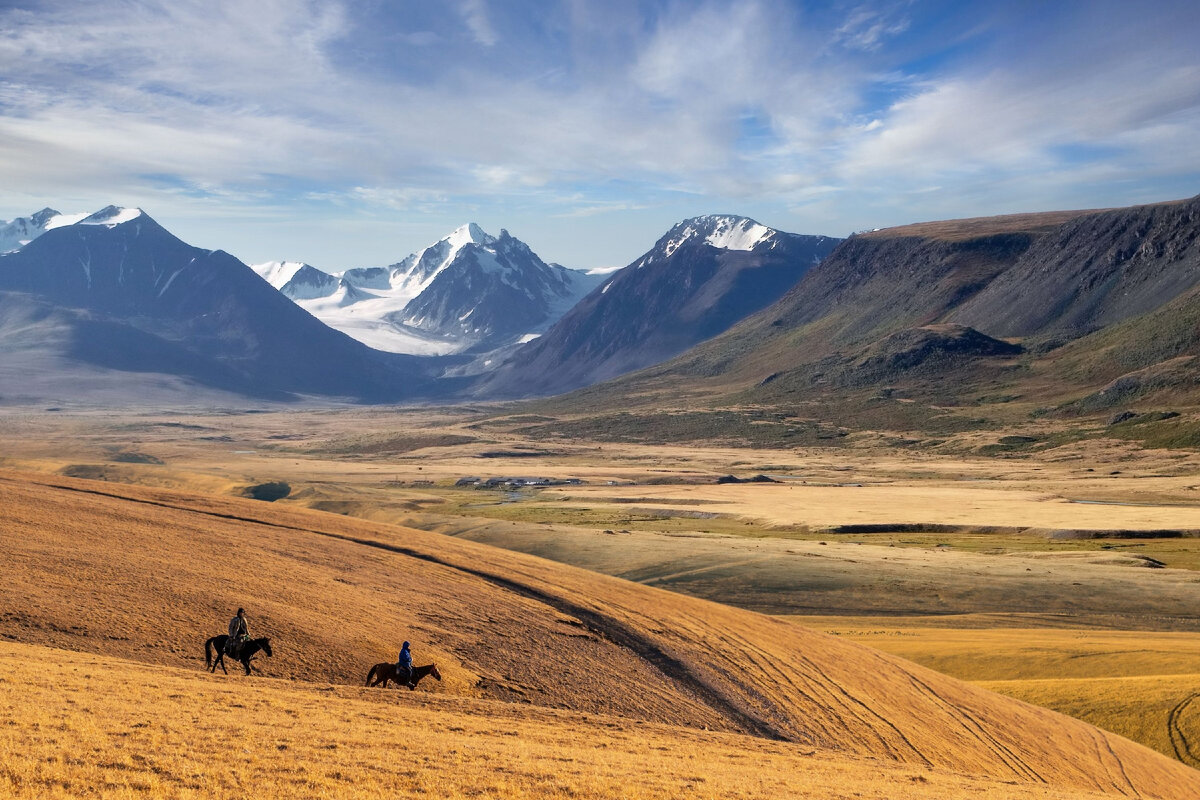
[[365, 662, 441, 689], [205, 634, 273, 675]]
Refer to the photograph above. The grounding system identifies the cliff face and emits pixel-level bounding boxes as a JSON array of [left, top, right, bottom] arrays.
[[951, 197, 1200, 338]]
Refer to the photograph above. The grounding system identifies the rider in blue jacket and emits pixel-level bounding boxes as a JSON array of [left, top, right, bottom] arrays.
[[397, 641, 414, 688]]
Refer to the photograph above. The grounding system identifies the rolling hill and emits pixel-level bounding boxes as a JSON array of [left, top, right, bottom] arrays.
[[2, 467, 1198, 798]]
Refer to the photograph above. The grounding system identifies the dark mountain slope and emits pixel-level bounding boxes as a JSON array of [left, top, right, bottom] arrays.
[[653, 228, 1049, 386], [476, 216, 839, 398], [628, 198, 1197, 392], [517, 197, 1200, 448], [952, 196, 1200, 338], [0, 208, 434, 402]]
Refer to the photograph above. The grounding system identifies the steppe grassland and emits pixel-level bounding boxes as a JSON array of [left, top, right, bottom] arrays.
[[804, 619, 1200, 765], [5, 468, 1200, 799], [0, 642, 1127, 800], [4, 406, 1200, 772]]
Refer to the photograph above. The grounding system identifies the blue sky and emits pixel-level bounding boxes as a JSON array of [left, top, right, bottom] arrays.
[[1, 0, 1198, 270]]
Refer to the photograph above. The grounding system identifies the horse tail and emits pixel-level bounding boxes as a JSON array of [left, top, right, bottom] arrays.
[[205, 637, 214, 669], [365, 664, 379, 686]]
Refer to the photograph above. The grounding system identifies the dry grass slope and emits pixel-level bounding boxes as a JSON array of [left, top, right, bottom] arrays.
[[3, 642, 1143, 800], [2, 468, 1199, 798]]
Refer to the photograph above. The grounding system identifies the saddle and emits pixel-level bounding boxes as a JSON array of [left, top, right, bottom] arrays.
[[225, 637, 244, 657]]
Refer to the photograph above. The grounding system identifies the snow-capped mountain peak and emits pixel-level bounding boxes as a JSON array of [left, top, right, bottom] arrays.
[[660, 215, 775, 258], [0, 207, 91, 253], [446, 222, 495, 249], [79, 206, 144, 227], [251, 224, 601, 358], [252, 260, 307, 289]]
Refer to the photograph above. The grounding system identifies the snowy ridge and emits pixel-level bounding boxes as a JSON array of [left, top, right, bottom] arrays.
[[253, 260, 307, 288], [79, 206, 143, 227], [0, 208, 91, 253], [252, 223, 599, 356], [661, 215, 775, 258]]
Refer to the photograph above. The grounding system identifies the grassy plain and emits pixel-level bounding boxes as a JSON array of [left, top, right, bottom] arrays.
[[2, 404, 1200, 793]]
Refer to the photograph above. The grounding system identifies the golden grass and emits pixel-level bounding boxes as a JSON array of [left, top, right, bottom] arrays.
[[975, 675, 1200, 771], [807, 625, 1200, 682], [0, 641, 1174, 800], [806, 619, 1200, 765], [539, 482, 1200, 531], [3, 469, 1198, 799]]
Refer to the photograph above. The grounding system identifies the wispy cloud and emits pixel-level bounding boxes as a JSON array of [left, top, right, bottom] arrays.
[[459, 0, 499, 46], [0, 0, 1196, 269], [835, 2, 911, 52]]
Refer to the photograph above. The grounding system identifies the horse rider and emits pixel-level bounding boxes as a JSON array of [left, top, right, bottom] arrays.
[[396, 641, 415, 688], [227, 607, 249, 658]]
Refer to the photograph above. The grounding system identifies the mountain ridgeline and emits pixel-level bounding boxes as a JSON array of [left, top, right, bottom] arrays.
[[3, 196, 1200, 416], [0, 207, 434, 403], [476, 216, 840, 398], [573, 195, 1200, 428], [254, 223, 599, 357]]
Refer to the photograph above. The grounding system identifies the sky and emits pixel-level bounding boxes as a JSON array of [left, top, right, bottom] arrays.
[[1, 0, 1198, 271]]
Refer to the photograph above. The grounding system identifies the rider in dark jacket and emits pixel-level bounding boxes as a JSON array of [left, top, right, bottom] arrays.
[[227, 608, 249, 657], [397, 641, 414, 688]]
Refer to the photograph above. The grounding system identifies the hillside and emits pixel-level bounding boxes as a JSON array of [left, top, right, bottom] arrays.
[[1, 468, 1198, 798], [5, 643, 1156, 800], [524, 196, 1200, 446]]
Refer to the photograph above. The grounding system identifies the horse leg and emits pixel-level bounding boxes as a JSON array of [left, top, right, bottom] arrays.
[[217, 652, 227, 675], [243, 657, 252, 676]]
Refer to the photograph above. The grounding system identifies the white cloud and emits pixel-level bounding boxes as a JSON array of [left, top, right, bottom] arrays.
[[0, 0, 1197, 267], [459, 0, 499, 46], [835, 3, 911, 52]]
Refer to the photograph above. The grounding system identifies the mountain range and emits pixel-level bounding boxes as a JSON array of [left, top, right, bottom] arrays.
[[0, 206, 434, 403], [4, 195, 1200, 430], [535, 195, 1200, 447], [252, 224, 601, 357]]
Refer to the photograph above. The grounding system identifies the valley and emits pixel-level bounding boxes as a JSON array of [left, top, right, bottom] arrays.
[[2, 402, 1199, 796], [4, 2, 1198, 797]]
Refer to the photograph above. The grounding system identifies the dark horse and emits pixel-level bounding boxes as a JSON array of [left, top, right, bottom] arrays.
[[205, 635, 273, 675], [365, 662, 441, 689]]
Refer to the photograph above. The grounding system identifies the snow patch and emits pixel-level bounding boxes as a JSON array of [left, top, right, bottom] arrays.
[[251, 260, 307, 289], [663, 215, 774, 256], [43, 212, 89, 230], [79, 206, 143, 227], [586, 265, 624, 275]]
